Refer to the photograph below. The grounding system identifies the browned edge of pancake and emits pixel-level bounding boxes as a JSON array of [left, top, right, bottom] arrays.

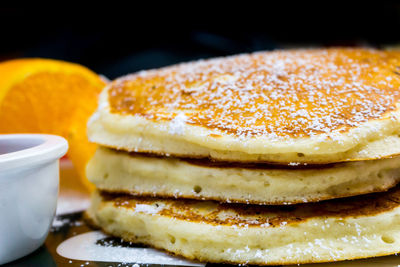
[[85, 185, 400, 265], [102, 146, 400, 169], [98, 183, 400, 227]]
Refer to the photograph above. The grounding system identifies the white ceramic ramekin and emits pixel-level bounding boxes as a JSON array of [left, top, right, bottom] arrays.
[[0, 134, 68, 264]]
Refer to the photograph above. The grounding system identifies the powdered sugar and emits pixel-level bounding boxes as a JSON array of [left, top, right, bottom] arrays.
[[134, 203, 164, 214], [168, 113, 187, 135], [109, 48, 400, 139]]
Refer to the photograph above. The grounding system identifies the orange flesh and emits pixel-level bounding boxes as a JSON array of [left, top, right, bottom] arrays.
[[0, 68, 105, 191], [0, 72, 100, 134]]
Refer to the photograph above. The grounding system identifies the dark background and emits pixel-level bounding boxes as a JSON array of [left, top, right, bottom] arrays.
[[1, 4, 400, 79]]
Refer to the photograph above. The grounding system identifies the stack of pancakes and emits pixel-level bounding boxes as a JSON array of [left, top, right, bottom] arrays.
[[85, 48, 400, 265]]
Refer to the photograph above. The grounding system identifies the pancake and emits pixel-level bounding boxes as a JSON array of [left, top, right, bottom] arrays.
[[86, 186, 400, 265], [87, 48, 400, 164], [87, 147, 400, 204]]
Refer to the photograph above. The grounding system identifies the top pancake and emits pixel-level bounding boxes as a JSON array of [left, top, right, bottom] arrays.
[[88, 48, 400, 164]]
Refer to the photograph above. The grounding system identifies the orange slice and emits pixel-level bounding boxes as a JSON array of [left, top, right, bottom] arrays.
[[0, 58, 106, 191]]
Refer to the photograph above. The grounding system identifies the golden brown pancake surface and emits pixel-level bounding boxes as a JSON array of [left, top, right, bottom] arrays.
[[100, 183, 400, 228], [109, 48, 400, 138]]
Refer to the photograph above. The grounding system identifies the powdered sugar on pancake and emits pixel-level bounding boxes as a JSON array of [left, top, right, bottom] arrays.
[[109, 48, 400, 140]]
